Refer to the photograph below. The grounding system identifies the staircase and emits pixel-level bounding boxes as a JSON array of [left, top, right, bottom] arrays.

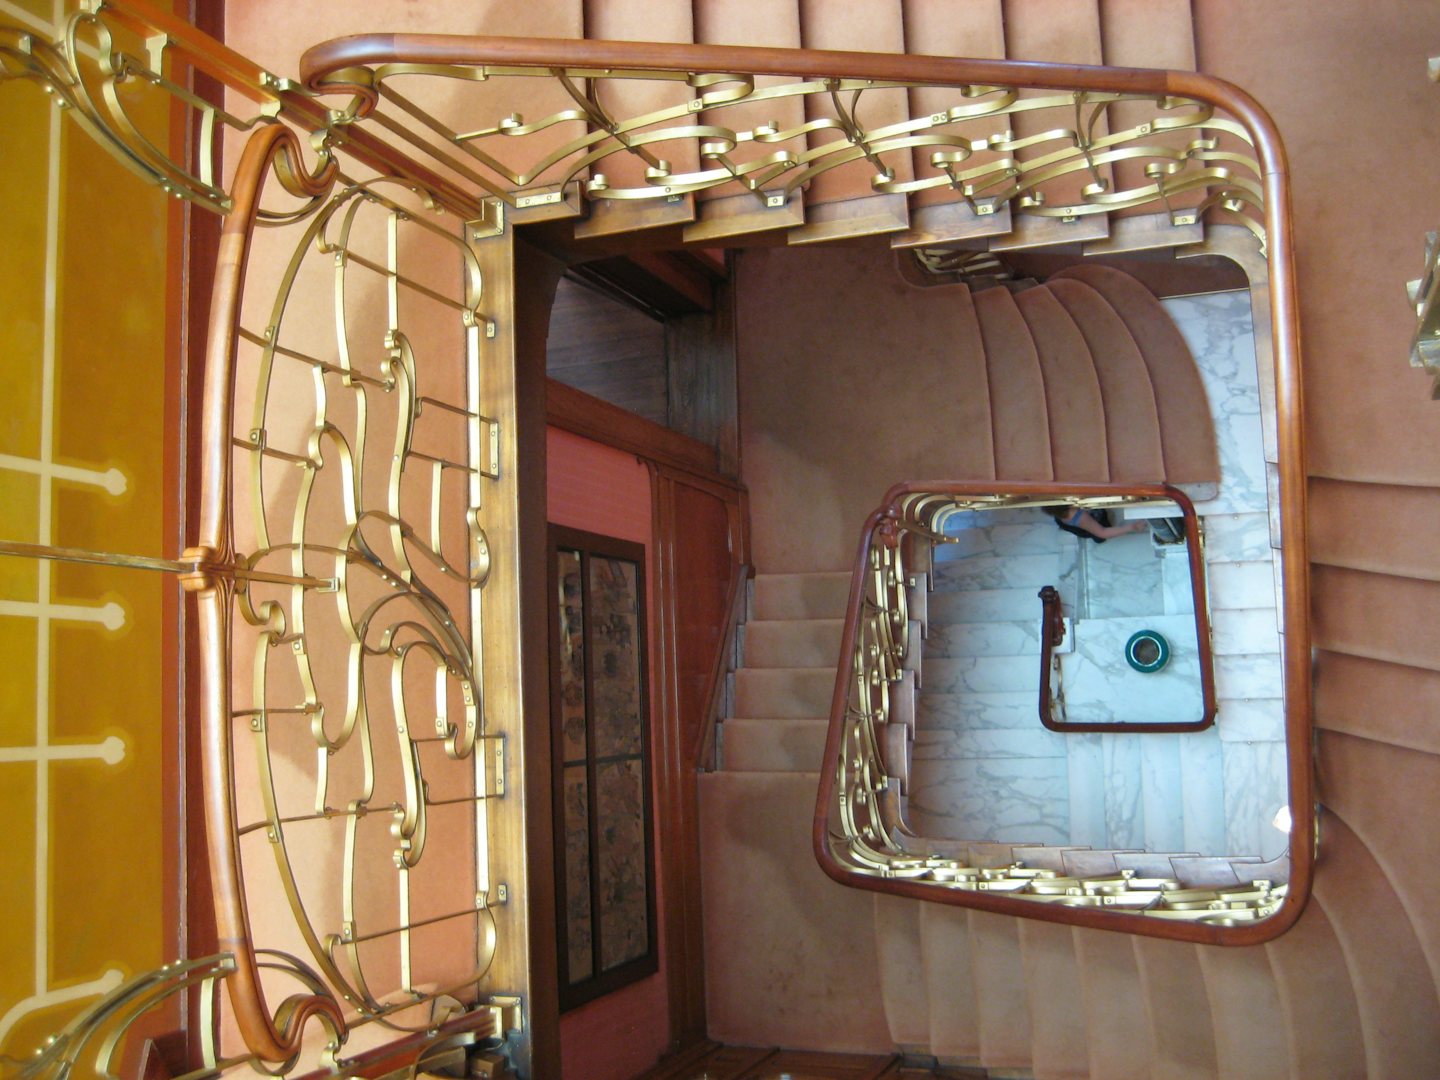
[[238, 4, 1440, 1078]]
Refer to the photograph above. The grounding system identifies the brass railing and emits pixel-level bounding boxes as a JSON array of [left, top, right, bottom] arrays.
[[814, 483, 1303, 944], [1, 0, 1312, 1067]]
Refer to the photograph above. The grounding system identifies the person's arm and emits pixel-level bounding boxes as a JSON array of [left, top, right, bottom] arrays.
[[1074, 511, 1148, 540]]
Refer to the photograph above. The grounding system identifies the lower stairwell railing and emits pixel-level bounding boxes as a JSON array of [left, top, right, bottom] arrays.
[[813, 481, 1298, 944]]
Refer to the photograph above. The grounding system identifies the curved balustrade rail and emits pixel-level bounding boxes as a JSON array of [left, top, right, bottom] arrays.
[[814, 482, 1309, 945], [1, 1, 1309, 1065]]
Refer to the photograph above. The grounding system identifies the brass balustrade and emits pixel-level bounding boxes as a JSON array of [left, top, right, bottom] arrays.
[[0, 0, 1311, 1066], [814, 482, 1308, 944]]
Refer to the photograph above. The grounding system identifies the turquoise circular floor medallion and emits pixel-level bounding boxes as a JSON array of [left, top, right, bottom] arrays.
[[1125, 629, 1170, 673]]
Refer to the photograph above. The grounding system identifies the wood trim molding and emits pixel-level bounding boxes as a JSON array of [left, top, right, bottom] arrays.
[[547, 377, 734, 486]]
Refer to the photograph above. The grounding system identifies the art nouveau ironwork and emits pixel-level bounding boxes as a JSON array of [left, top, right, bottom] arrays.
[[813, 483, 1293, 940]]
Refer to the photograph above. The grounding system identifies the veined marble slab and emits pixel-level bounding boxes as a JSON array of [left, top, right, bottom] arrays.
[[932, 552, 1061, 592], [1179, 730, 1228, 856], [1102, 735, 1145, 850], [1057, 614, 1205, 727], [923, 618, 1043, 659], [1215, 697, 1285, 743], [934, 518, 1064, 561], [1079, 531, 1165, 619], [1222, 740, 1289, 861], [1198, 511, 1274, 563], [1140, 738, 1187, 853], [1211, 608, 1281, 658], [1215, 653, 1286, 700], [929, 587, 1045, 625], [1209, 560, 1278, 608], [923, 654, 1040, 694], [908, 756, 1070, 845], [911, 726, 1068, 761], [916, 690, 1042, 730], [1066, 733, 1108, 849], [1165, 292, 1268, 519]]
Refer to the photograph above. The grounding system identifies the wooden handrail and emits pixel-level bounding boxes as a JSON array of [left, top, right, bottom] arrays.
[[1034, 493, 1218, 735], [693, 562, 751, 772], [814, 480, 1304, 946]]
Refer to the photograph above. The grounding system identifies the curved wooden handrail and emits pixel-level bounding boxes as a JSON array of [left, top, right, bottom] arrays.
[[814, 480, 1305, 946], [1035, 491, 1218, 735], [187, 124, 346, 1066], [292, 27, 1305, 943], [693, 562, 751, 772]]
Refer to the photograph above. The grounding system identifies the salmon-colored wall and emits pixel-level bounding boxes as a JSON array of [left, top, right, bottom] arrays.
[[547, 426, 672, 1080]]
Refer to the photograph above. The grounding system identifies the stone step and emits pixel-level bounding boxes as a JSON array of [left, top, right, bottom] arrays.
[[917, 691, 1039, 730], [919, 654, 1038, 694], [1208, 559, 1277, 608], [721, 717, 829, 773], [933, 519, 1064, 562], [733, 667, 836, 719], [930, 552, 1061, 593], [929, 586, 1042, 625], [752, 572, 852, 621], [924, 618, 1043, 659], [743, 618, 844, 669]]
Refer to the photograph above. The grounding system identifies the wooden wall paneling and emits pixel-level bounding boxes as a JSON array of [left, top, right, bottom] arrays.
[[468, 230, 566, 1079], [666, 276, 740, 478], [648, 466, 745, 1051], [547, 277, 669, 426], [548, 378, 724, 481]]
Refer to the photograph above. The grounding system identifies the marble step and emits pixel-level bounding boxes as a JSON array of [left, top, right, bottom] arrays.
[[919, 654, 1039, 694], [752, 572, 852, 621], [924, 618, 1043, 659], [933, 519, 1064, 561], [733, 667, 836, 718], [721, 717, 829, 773], [742, 618, 844, 669], [1211, 607, 1281, 656], [1199, 511, 1274, 562], [917, 691, 1039, 730], [929, 586, 1043, 625], [1208, 559, 1277, 608], [930, 552, 1061, 593]]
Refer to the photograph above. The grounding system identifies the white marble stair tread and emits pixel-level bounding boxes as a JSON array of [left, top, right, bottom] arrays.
[[921, 654, 1040, 694], [1207, 559, 1278, 608], [917, 690, 1040, 729], [1215, 652, 1285, 699], [930, 551, 1061, 592], [733, 666, 836, 718], [1214, 697, 1285, 742], [752, 572, 852, 621], [1211, 607, 1280, 656], [721, 717, 830, 772], [697, 770, 893, 1052], [913, 725, 1067, 761], [741, 618, 844, 668], [924, 618, 1043, 659], [935, 519, 1064, 561], [929, 586, 1046, 625], [1198, 510, 1273, 562]]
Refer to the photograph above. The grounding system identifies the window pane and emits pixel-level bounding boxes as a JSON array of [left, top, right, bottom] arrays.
[[595, 757, 648, 971], [588, 557, 642, 759], [556, 549, 587, 764], [562, 764, 593, 983]]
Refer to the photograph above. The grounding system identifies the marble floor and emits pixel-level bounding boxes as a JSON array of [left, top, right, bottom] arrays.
[[909, 289, 1290, 862]]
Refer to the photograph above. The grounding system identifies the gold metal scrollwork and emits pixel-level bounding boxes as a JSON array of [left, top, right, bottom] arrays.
[[0, 7, 284, 214]]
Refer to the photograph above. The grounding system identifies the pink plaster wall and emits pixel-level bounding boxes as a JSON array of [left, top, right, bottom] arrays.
[[547, 426, 672, 1080]]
